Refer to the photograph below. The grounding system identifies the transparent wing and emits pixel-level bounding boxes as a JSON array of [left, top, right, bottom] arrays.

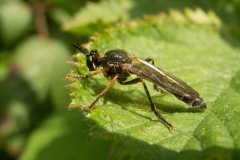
[[123, 55, 200, 98]]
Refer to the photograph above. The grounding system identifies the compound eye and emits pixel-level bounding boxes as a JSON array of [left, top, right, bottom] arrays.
[[90, 49, 98, 55]]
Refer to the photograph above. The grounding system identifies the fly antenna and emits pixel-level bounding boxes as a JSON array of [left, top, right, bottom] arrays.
[[71, 37, 89, 55]]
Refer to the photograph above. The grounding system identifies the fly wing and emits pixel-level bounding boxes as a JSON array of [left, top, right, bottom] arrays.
[[123, 55, 199, 98]]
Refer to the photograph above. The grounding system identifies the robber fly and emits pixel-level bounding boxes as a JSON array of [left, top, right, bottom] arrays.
[[67, 39, 207, 130]]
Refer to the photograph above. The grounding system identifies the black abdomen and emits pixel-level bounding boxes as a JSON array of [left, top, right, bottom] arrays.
[[173, 93, 207, 109]]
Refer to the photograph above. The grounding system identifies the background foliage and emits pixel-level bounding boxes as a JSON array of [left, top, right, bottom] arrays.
[[0, 0, 240, 160]]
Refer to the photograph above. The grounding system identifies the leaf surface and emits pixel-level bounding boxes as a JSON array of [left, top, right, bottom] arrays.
[[68, 12, 240, 159]]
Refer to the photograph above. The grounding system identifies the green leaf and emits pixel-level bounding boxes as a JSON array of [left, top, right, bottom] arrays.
[[15, 36, 71, 110], [0, 1, 32, 45], [19, 112, 114, 160], [62, 0, 220, 34], [67, 10, 240, 159], [62, 0, 132, 32]]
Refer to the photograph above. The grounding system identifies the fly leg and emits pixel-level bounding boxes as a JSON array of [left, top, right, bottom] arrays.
[[119, 78, 174, 130], [66, 70, 114, 113], [86, 74, 119, 110], [144, 58, 168, 94]]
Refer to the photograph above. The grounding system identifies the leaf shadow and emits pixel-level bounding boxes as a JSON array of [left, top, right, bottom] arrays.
[[81, 78, 204, 123]]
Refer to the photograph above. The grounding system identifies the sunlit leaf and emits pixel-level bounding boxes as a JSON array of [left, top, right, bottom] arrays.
[[67, 11, 240, 159]]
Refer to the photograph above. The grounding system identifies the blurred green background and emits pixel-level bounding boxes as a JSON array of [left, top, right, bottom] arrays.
[[0, 0, 239, 160]]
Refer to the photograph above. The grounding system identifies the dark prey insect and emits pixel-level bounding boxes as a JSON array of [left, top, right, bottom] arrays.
[[67, 39, 207, 130]]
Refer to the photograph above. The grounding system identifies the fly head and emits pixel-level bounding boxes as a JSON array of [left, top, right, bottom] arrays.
[[86, 49, 101, 71]]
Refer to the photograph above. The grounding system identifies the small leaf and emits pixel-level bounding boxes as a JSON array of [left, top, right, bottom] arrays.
[[0, 1, 32, 45], [19, 112, 114, 160], [15, 36, 71, 110], [62, 0, 132, 31]]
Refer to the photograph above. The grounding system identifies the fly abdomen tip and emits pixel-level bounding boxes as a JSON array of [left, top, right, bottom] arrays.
[[192, 97, 207, 109]]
